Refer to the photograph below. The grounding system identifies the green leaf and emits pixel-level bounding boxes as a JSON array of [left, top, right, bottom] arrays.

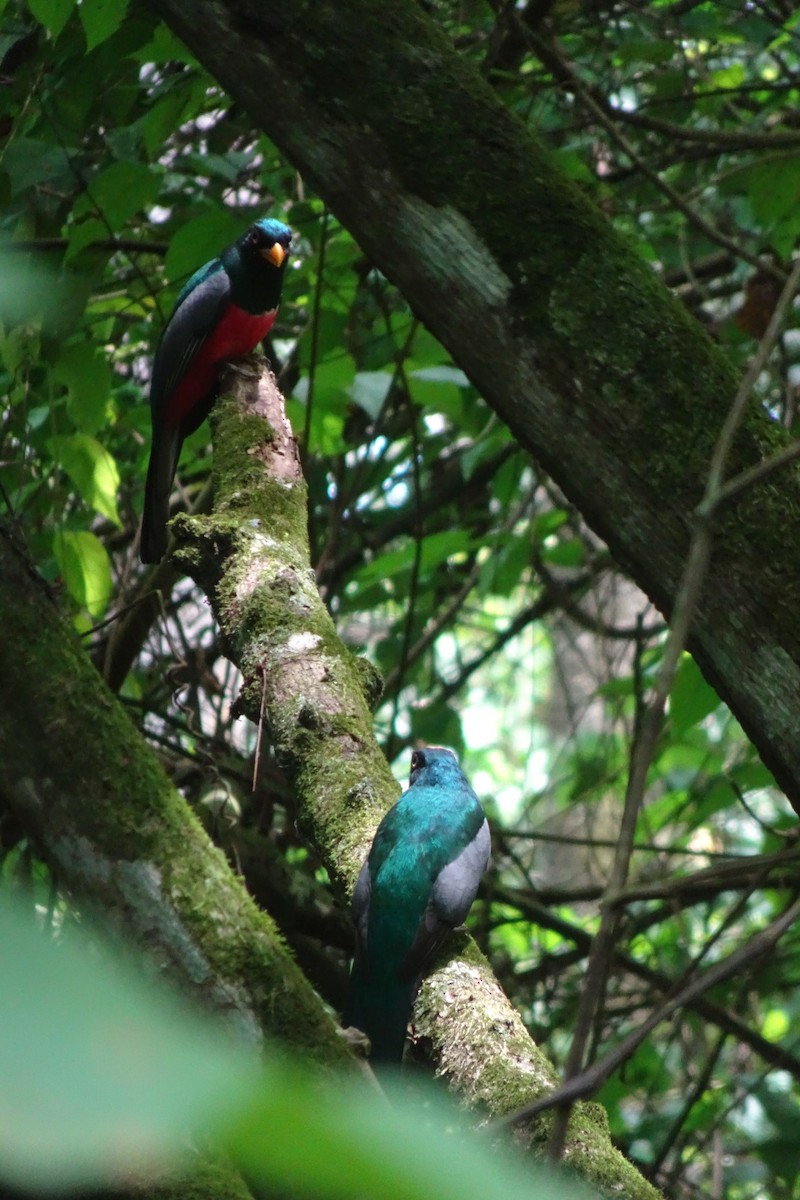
[[532, 509, 568, 542], [52, 529, 112, 616], [185, 150, 247, 186], [484, 532, 529, 595], [721, 155, 800, 258], [49, 433, 121, 525], [541, 537, 584, 567], [27, 0, 74, 39], [407, 372, 463, 421], [0, 894, 576, 1200], [556, 149, 595, 184], [0, 254, 63, 328], [410, 703, 464, 756], [229, 1073, 576, 1200], [349, 370, 392, 418], [75, 160, 162, 230], [615, 37, 675, 66], [353, 531, 473, 588], [133, 19, 198, 65], [0, 893, 257, 1192], [1, 138, 71, 194], [79, 0, 129, 51], [298, 309, 348, 361], [164, 209, 245, 286], [53, 341, 112, 435], [140, 89, 191, 157], [63, 215, 109, 261], [670, 653, 721, 734]]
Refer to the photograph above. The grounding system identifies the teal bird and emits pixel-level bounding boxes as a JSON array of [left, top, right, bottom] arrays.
[[344, 746, 490, 1064], [140, 216, 292, 563]]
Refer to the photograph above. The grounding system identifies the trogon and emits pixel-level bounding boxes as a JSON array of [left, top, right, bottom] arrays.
[[140, 216, 292, 563], [344, 746, 490, 1064]]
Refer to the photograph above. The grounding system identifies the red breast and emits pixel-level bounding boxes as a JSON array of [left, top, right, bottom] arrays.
[[166, 304, 278, 429]]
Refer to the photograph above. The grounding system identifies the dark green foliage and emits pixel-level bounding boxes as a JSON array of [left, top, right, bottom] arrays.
[[2, 1, 800, 1197]]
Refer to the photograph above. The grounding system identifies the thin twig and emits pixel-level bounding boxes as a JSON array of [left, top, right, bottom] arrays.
[[492, 883, 800, 1080], [532, 33, 786, 283], [698, 437, 800, 519], [545, 255, 800, 1159], [302, 206, 329, 470], [500, 893, 800, 1130], [252, 667, 268, 793]]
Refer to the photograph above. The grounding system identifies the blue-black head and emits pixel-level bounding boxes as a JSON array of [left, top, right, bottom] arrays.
[[234, 217, 292, 269], [408, 745, 464, 788], [221, 216, 292, 311]]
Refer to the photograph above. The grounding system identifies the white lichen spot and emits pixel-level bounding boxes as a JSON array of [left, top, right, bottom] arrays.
[[285, 632, 322, 654]]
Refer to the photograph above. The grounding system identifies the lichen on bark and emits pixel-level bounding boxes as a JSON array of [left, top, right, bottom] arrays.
[[170, 361, 662, 1199]]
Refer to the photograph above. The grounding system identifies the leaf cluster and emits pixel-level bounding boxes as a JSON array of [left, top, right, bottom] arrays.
[[2, 1, 800, 1197]]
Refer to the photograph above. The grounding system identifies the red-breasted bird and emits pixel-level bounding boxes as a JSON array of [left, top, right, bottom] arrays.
[[140, 217, 292, 563]]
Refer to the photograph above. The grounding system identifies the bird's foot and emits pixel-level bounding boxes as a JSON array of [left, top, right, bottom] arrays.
[[338, 1024, 372, 1058], [227, 357, 263, 381]]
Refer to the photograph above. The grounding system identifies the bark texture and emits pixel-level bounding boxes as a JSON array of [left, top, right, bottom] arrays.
[[145, 0, 800, 811], [169, 361, 660, 1200], [0, 525, 351, 1072]]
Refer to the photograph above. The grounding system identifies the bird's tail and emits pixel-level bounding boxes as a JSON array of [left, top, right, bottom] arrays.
[[343, 963, 419, 1065], [140, 430, 181, 564]]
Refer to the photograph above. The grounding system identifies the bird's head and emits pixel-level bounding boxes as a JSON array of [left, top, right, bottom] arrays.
[[408, 745, 460, 787], [223, 217, 292, 312], [242, 217, 292, 269]]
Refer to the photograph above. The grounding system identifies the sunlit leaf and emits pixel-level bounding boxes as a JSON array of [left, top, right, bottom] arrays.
[[52, 529, 112, 616], [53, 341, 112, 435], [49, 433, 121, 524]]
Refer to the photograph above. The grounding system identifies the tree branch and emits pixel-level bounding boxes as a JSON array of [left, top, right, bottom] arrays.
[[499, 893, 800, 1128], [144, 0, 800, 815], [167, 359, 660, 1199]]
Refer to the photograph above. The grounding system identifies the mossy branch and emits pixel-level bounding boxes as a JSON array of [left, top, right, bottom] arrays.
[[147, 0, 800, 812], [170, 360, 660, 1200], [0, 528, 351, 1073]]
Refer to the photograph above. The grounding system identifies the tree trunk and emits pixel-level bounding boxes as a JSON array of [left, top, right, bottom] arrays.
[[0, 526, 351, 1071], [144, 0, 800, 812]]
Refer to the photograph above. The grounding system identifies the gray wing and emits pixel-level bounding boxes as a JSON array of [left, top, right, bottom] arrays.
[[150, 267, 231, 418], [351, 859, 372, 961], [431, 817, 491, 925], [400, 818, 490, 982]]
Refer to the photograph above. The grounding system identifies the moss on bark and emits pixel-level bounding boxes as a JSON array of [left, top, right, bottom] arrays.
[[168, 362, 662, 1199], [0, 527, 351, 1072], [147, 0, 800, 813]]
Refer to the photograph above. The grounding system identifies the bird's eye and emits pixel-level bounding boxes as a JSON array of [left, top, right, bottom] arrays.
[[410, 751, 424, 770]]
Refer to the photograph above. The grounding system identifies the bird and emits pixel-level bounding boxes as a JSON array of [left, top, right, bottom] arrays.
[[139, 216, 292, 563], [344, 746, 490, 1065]]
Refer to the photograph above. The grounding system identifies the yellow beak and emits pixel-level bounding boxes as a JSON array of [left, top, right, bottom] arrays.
[[262, 243, 287, 268]]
